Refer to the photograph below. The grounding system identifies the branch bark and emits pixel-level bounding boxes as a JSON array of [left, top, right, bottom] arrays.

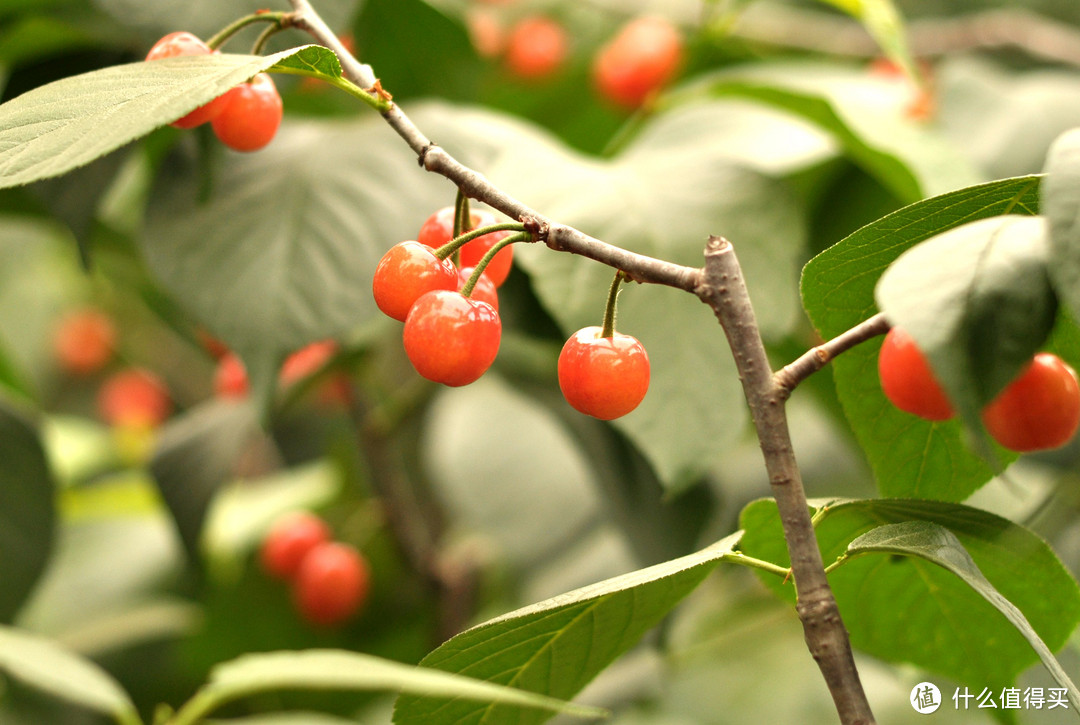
[[695, 237, 875, 725], [774, 313, 890, 399]]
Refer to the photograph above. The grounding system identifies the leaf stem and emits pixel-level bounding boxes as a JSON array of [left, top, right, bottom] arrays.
[[724, 551, 792, 579], [461, 231, 529, 297], [268, 68, 390, 112], [207, 11, 294, 51], [601, 270, 626, 338]]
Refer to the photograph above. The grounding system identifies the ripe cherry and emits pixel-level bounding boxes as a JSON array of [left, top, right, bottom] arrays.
[[592, 16, 684, 109], [403, 290, 501, 387], [53, 308, 116, 376], [211, 73, 283, 152], [558, 326, 650, 420], [373, 241, 458, 322], [877, 327, 954, 421], [293, 541, 371, 627], [457, 267, 498, 311], [260, 511, 332, 581], [97, 368, 172, 428], [417, 207, 514, 286], [466, 8, 506, 59], [982, 353, 1080, 452], [504, 16, 569, 80], [280, 340, 350, 406], [145, 31, 234, 129], [214, 352, 249, 399]]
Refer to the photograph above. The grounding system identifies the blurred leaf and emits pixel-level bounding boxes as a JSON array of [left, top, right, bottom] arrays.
[[1042, 127, 1080, 329], [677, 62, 981, 202], [848, 520, 1080, 709], [149, 400, 265, 564], [875, 215, 1056, 457], [813, 0, 916, 79], [740, 498, 1080, 692], [0, 624, 140, 725], [393, 532, 741, 725], [0, 15, 122, 67], [140, 114, 448, 407], [801, 176, 1040, 499], [173, 649, 606, 724], [0, 398, 55, 623], [206, 714, 358, 725], [0, 46, 338, 189]]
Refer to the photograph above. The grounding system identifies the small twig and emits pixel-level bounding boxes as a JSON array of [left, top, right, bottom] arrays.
[[695, 236, 875, 725], [774, 313, 890, 399]]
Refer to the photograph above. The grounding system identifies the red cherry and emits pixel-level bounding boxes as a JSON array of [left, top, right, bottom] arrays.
[[293, 541, 371, 627], [145, 31, 234, 129], [592, 16, 683, 109], [417, 207, 514, 287], [280, 340, 338, 386], [504, 16, 569, 80], [878, 327, 954, 421], [457, 267, 498, 311], [97, 368, 172, 428], [982, 353, 1080, 452], [260, 511, 332, 581], [458, 228, 514, 287], [558, 326, 650, 420], [53, 308, 116, 376], [211, 73, 283, 152], [403, 290, 501, 387], [214, 352, 249, 399], [373, 241, 458, 322]]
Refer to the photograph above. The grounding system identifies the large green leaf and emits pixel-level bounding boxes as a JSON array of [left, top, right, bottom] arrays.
[[875, 215, 1056, 453], [801, 176, 1041, 499], [0, 45, 339, 189], [1042, 127, 1080, 328], [848, 521, 1080, 710], [675, 62, 982, 202], [0, 625, 140, 725], [410, 102, 805, 488], [392, 532, 742, 725], [172, 649, 606, 724], [739, 498, 1080, 691], [0, 398, 55, 623]]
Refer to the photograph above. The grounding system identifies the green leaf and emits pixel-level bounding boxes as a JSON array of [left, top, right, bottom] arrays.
[[814, 0, 916, 81], [0, 45, 338, 189], [0, 624, 140, 725], [848, 520, 1080, 710], [677, 62, 982, 202], [392, 532, 742, 725], [875, 215, 1056, 452], [801, 176, 1041, 499], [171, 649, 607, 725], [739, 498, 1080, 691], [1042, 127, 1080, 327], [140, 113, 450, 410], [0, 398, 55, 623]]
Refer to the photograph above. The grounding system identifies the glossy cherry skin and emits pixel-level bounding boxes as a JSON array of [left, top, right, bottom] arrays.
[[457, 267, 499, 311], [878, 327, 954, 421], [592, 16, 683, 109], [417, 207, 514, 286], [145, 32, 234, 129], [293, 542, 371, 627], [982, 353, 1080, 452], [97, 368, 173, 428], [558, 326, 650, 420], [260, 511, 332, 581], [53, 308, 116, 376], [373, 241, 458, 322], [403, 290, 501, 387], [211, 73, 283, 152], [504, 16, 569, 80]]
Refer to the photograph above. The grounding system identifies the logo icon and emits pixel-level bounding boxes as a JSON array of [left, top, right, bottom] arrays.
[[911, 682, 942, 714]]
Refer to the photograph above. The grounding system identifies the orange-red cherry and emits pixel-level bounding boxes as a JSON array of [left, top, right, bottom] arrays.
[[373, 241, 458, 322], [403, 290, 501, 387], [592, 16, 683, 109], [878, 327, 954, 421], [53, 308, 116, 376], [504, 16, 569, 80], [417, 207, 514, 286], [97, 368, 173, 428], [982, 353, 1080, 452], [211, 73, 283, 152], [457, 267, 499, 311], [293, 541, 371, 627], [558, 326, 650, 420], [260, 511, 332, 581]]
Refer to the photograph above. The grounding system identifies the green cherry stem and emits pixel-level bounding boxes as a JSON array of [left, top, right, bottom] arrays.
[[207, 11, 294, 50], [432, 222, 526, 260], [453, 188, 471, 239], [722, 551, 792, 580], [461, 231, 530, 297], [600, 269, 628, 338]]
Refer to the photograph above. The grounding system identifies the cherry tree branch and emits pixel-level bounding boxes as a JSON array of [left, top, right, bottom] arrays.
[[775, 313, 891, 399], [695, 237, 875, 725]]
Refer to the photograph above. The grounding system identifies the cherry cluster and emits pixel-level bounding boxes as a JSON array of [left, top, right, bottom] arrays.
[[878, 327, 1080, 452], [146, 32, 284, 152], [373, 205, 650, 420], [259, 511, 371, 627], [467, 6, 684, 110]]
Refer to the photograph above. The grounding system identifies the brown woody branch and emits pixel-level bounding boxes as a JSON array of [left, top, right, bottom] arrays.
[[775, 312, 891, 399]]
